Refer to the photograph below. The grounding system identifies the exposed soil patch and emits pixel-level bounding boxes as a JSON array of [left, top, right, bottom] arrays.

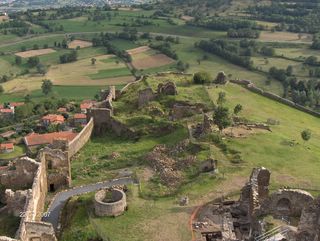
[[68, 40, 93, 49], [15, 48, 56, 58], [223, 125, 269, 138], [126, 46, 150, 55], [181, 15, 194, 21], [259, 31, 312, 43]]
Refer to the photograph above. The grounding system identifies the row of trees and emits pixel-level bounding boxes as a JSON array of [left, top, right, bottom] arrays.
[[197, 39, 253, 69], [247, 3, 320, 33]]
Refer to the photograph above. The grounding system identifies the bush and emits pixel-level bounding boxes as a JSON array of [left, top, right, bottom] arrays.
[[193, 71, 212, 84]]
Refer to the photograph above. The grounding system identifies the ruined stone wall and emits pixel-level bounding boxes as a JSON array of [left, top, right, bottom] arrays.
[[94, 189, 127, 217], [5, 189, 29, 217], [21, 222, 56, 241], [230, 79, 320, 118], [138, 88, 155, 108], [259, 189, 314, 217], [17, 154, 58, 241], [87, 108, 112, 136], [68, 118, 94, 158], [39, 148, 70, 190], [297, 197, 320, 241], [110, 118, 136, 138], [171, 104, 203, 120], [0, 157, 39, 190]]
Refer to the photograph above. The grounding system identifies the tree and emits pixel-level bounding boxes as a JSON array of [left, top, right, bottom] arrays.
[[234, 104, 243, 115], [27, 57, 40, 68], [213, 106, 232, 132], [15, 56, 22, 65], [0, 85, 4, 94], [41, 79, 53, 95], [217, 92, 226, 106], [193, 71, 212, 84], [37, 64, 47, 75], [91, 58, 97, 65], [301, 129, 311, 142], [24, 94, 31, 103]]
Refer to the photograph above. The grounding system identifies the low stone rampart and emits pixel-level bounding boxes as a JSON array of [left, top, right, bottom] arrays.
[[68, 118, 94, 158], [230, 79, 320, 118]]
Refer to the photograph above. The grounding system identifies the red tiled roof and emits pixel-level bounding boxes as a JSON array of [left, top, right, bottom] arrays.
[[10, 102, 24, 107], [0, 130, 16, 138], [74, 113, 87, 119], [0, 143, 14, 150], [80, 103, 93, 110], [0, 108, 13, 113], [42, 114, 65, 123], [24, 131, 78, 147]]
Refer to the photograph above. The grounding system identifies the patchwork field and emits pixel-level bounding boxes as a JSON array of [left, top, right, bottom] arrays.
[[259, 31, 313, 43], [47, 55, 134, 86], [15, 48, 56, 58], [128, 46, 175, 70], [276, 48, 320, 60], [68, 40, 93, 49]]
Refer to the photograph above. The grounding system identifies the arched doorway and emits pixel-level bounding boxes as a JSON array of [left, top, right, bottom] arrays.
[[276, 198, 291, 215]]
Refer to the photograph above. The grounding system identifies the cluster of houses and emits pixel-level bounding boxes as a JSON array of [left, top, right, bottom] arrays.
[[0, 102, 24, 116], [0, 99, 96, 155]]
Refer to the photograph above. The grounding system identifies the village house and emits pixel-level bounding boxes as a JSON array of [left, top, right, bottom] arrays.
[[42, 114, 65, 127], [80, 100, 96, 113], [9, 102, 24, 109], [0, 143, 14, 154], [73, 113, 87, 126], [0, 130, 16, 139], [23, 131, 78, 150], [0, 108, 14, 116]]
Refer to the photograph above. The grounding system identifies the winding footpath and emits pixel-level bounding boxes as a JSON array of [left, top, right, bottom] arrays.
[[42, 177, 134, 231]]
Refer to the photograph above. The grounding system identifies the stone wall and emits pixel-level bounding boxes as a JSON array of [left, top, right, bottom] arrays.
[[259, 189, 314, 217], [68, 118, 94, 158], [39, 148, 70, 191], [0, 157, 39, 190], [297, 197, 320, 241], [138, 88, 155, 108], [171, 103, 203, 120], [87, 108, 112, 136], [17, 154, 57, 241], [5, 189, 29, 217], [230, 79, 320, 118], [94, 189, 127, 217]]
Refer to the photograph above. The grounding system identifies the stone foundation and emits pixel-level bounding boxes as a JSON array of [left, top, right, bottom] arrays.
[[94, 189, 127, 217]]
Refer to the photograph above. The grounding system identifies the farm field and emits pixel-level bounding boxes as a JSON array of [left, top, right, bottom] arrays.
[[276, 47, 320, 60], [0, 85, 105, 103], [259, 31, 313, 43], [68, 40, 92, 49], [47, 55, 134, 86], [15, 48, 56, 58]]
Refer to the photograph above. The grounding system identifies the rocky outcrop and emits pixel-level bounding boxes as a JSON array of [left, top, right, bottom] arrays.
[[157, 81, 177, 95]]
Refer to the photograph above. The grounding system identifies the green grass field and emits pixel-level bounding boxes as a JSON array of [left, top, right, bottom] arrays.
[[0, 145, 26, 160], [0, 85, 103, 103], [88, 67, 132, 80]]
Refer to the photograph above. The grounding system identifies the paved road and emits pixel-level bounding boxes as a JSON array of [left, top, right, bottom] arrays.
[[42, 177, 134, 231]]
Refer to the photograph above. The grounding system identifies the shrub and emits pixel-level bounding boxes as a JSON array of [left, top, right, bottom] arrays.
[[193, 71, 212, 84]]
